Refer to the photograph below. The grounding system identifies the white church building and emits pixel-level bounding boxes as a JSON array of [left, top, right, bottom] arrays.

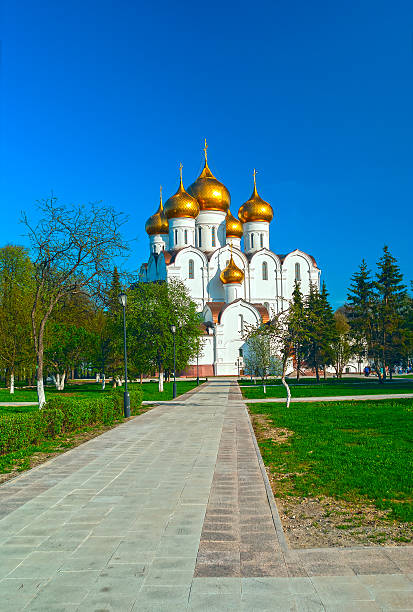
[[139, 143, 321, 376]]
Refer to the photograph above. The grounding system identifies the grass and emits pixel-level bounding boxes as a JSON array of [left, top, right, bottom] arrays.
[[240, 377, 413, 399], [0, 379, 202, 408], [248, 398, 413, 522]]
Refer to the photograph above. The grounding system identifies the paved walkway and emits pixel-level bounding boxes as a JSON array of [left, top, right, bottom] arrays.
[[0, 380, 412, 611], [244, 393, 413, 403]]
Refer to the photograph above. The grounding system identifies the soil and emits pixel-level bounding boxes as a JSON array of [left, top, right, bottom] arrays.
[[251, 413, 413, 548], [0, 405, 154, 486]]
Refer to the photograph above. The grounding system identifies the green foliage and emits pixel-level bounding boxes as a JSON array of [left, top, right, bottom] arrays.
[[125, 279, 203, 377], [347, 247, 412, 377], [0, 389, 143, 456], [249, 398, 413, 521]]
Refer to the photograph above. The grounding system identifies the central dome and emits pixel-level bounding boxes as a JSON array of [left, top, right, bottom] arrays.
[[187, 141, 230, 213], [220, 253, 244, 285], [164, 165, 200, 219]]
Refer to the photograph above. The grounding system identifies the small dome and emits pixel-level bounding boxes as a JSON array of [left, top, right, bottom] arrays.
[[238, 170, 273, 223], [145, 188, 169, 235], [164, 165, 200, 219], [220, 253, 244, 285], [187, 140, 230, 213], [226, 208, 243, 238]]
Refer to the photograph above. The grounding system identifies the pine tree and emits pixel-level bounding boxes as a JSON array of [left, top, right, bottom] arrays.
[[288, 281, 308, 380], [318, 282, 337, 378], [374, 246, 407, 380]]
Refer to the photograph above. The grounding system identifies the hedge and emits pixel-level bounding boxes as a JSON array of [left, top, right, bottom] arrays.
[[0, 386, 143, 456]]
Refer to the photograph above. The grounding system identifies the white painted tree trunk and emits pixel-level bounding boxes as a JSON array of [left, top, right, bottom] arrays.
[[10, 372, 15, 394], [281, 357, 291, 408], [57, 372, 66, 391], [158, 369, 164, 392], [101, 375, 106, 390], [37, 378, 46, 409], [116, 377, 122, 387], [95, 373, 99, 382]]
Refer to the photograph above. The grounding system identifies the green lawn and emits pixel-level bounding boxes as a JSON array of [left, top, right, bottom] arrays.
[[240, 378, 413, 399], [0, 379, 202, 411], [249, 398, 413, 522]]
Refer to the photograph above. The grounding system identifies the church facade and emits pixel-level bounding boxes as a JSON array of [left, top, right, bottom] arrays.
[[139, 144, 321, 375]]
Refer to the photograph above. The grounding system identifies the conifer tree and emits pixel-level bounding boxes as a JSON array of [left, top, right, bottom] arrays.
[[346, 259, 374, 362], [288, 281, 308, 380], [374, 246, 407, 380]]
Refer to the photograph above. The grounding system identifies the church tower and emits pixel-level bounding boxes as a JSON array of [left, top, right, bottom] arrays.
[[238, 170, 273, 254], [164, 164, 199, 249], [145, 186, 169, 254]]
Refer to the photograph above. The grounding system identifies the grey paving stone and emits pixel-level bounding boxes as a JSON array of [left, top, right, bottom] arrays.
[[188, 592, 241, 611], [7, 551, 66, 579], [311, 575, 373, 603]]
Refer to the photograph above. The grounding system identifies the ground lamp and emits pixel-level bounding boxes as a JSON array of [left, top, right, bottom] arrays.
[[118, 291, 130, 418], [171, 324, 177, 399]]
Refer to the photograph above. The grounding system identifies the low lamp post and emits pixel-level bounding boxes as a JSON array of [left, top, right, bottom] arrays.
[[171, 324, 177, 399], [118, 292, 130, 418]]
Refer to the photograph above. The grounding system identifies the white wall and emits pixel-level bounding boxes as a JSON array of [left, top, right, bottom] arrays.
[[195, 210, 226, 251], [243, 221, 270, 254], [168, 218, 196, 249]]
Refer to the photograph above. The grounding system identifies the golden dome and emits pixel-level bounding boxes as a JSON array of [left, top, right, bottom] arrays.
[[226, 208, 243, 238], [220, 252, 245, 285], [238, 169, 273, 223], [164, 164, 200, 219], [145, 187, 169, 235], [187, 140, 230, 213]]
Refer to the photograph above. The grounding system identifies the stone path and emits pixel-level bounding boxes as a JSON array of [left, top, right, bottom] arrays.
[[0, 380, 411, 611], [244, 393, 413, 403]]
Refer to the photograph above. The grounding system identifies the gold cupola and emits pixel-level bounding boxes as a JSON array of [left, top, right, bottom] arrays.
[[145, 186, 169, 235], [238, 169, 274, 223], [220, 251, 245, 285], [226, 208, 243, 238], [164, 164, 200, 219], [187, 140, 231, 213]]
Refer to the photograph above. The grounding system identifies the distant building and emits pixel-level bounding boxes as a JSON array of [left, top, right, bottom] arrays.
[[140, 143, 320, 375]]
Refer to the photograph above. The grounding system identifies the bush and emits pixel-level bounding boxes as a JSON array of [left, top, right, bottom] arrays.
[[0, 387, 143, 456]]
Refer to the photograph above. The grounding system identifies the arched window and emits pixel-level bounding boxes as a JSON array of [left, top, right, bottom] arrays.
[[238, 314, 244, 333], [295, 262, 301, 281], [251, 234, 254, 248], [260, 234, 264, 248], [188, 259, 194, 279], [198, 227, 202, 247], [211, 227, 216, 247], [262, 261, 268, 280], [184, 229, 188, 244], [174, 229, 178, 244]]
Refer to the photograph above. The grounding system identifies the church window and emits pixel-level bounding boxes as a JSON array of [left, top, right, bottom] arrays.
[[260, 234, 264, 248], [295, 262, 301, 281], [188, 259, 194, 279], [184, 229, 188, 244], [198, 227, 202, 247], [251, 234, 254, 248], [262, 261, 268, 280], [238, 314, 244, 333], [211, 227, 216, 247], [174, 229, 178, 244], [239, 348, 243, 357]]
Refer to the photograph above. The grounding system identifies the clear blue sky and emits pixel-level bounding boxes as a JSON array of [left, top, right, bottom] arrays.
[[1, 0, 412, 307]]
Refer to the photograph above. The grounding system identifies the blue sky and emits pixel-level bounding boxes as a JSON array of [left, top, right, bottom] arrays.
[[1, 0, 412, 307]]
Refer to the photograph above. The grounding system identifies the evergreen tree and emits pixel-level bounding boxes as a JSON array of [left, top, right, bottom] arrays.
[[318, 282, 338, 378], [374, 246, 407, 380], [288, 281, 308, 380]]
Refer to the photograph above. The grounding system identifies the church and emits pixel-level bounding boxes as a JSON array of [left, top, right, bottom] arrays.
[[139, 143, 321, 376]]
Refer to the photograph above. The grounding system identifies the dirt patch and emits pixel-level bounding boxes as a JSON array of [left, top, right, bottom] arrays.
[[251, 414, 293, 443], [252, 413, 413, 548]]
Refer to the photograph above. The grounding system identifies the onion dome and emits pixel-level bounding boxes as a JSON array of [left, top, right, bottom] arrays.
[[220, 252, 244, 285], [187, 140, 230, 213], [238, 169, 273, 223], [164, 164, 200, 219], [145, 187, 169, 235], [226, 208, 243, 238]]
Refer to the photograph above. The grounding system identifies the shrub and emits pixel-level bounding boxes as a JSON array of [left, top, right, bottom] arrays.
[[0, 387, 143, 457]]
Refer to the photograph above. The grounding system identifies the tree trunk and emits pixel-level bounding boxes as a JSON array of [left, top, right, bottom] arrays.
[[323, 365, 326, 380], [10, 371, 15, 394], [95, 372, 99, 382], [296, 351, 301, 381], [37, 356, 46, 408], [140, 373, 143, 384], [281, 357, 291, 408], [315, 363, 320, 383], [101, 374, 106, 390], [158, 367, 164, 392]]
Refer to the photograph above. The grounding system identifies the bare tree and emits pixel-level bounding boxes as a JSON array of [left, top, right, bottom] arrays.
[[23, 196, 128, 407]]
